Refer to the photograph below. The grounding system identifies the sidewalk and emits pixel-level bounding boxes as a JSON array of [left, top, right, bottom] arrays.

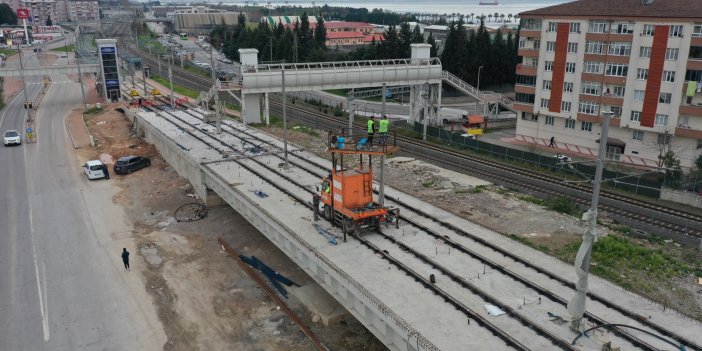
[[65, 108, 92, 148]]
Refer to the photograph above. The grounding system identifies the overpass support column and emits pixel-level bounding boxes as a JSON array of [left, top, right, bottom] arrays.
[[239, 48, 262, 124], [409, 44, 432, 129]]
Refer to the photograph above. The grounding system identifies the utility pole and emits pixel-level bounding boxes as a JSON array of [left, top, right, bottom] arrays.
[[210, 47, 221, 132], [347, 89, 354, 136], [168, 53, 174, 108], [282, 65, 288, 168], [567, 110, 613, 330], [422, 82, 430, 141], [75, 53, 88, 111], [17, 43, 30, 123], [379, 82, 387, 205]]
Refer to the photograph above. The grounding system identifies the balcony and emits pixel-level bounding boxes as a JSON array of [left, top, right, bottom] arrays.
[[514, 85, 536, 94], [679, 103, 702, 116], [516, 64, 537, 76], [675, 126, 702, 139], [585, 33, 633, 42], [691, 36, 702, 46], [517, 48, 539, 58], [513, 102, 534, 112], [520, 29, 542, 39], [687, 59, 702, 71]]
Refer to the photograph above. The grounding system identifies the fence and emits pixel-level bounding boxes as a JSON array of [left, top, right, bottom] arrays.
[[412, 123, 663, 197]]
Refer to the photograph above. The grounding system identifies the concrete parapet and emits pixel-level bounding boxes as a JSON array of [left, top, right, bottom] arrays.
[[660, 187, 702, 209]]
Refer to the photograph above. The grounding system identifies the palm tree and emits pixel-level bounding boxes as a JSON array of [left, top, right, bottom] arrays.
[[470, 13, 475, 23], [500, 14, 505, 23], [487, 14, 493, 22], [508, 14, 513, 23]]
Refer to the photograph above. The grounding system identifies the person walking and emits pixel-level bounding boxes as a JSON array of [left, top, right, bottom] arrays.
[[312, 193, 321, 221], [102, 163, 110, 180], [548, 136, 556, 148], [121, 248, 130, 270], [379, 115, 389, 144], [367, 117, 375, 145]]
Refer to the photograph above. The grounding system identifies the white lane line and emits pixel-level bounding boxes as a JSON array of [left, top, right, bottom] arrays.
[[0, 89, 25, 128], [28, 203, 50, 341]]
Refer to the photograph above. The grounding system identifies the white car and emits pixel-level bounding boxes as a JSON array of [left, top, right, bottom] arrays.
[[83, 160, 106, 180], [3, 129, 21, 146], [553, 154, 572, 163]]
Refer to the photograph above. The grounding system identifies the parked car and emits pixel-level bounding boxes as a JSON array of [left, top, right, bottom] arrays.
[[83, 160, 106, 179], [3, 129, 21, 146], [553, 154, 572, 163], [114, 155, 151, 174]]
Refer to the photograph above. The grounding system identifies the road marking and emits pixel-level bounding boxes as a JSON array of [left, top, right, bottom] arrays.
[[0, 88, 25, 127], [28, 203, 50, 341]]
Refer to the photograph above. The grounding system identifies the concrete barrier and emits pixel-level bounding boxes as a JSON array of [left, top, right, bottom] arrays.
[[660, 187, 702, 209]]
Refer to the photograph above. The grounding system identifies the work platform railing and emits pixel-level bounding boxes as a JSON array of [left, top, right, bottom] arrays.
[[236, 57, 443, 94]]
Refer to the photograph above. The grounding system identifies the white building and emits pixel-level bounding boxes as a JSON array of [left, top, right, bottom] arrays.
[[515, 0, 702, 169]]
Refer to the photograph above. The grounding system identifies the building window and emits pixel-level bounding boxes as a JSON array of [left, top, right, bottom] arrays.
[[570, 22, 581, 33], [632, 130, 644, 141], [578, 101, 600, 115], [634, 90, 645, 101], [564, 82, 573, 92], [516, 75, 536, 86], [565, 62, 576, 73], [588, 20, 608, 33], [581, 121, 593, 131], [612, 21, 634, 34], [544, 61, 553, 71], [561, 101, 572, 111], [542, 80, 552, 90], [565, 119, 576, 129], [567, 42, 578, 53], [687, 69, 702, 81], [606, 63, 628, 76], [630, 111, 641, 122], [548, 22, 558, 32], [581, 81, 602, 95], [655, 114, 668, 126], [658, 134, 672, 145], [665, 48, 679, 60], [584, 61, 602, 74], [515, 93, 536, 104], [608, 42, 631, 56], [546, 41, 556, 52], [545, 116, 555, 125], [541, 98, 550, 108], [636, 68, 649, 80], [519, 38, 526, 48], [642, 24, 656, 36], [609, 106, 622, 117], [669, 25, 684, 37], [521, 18, 542, 30], [639, 46, 651, 58], [613, 86, 626, 97], [662, 70, 676, 82], [534, 40, 541, 49], [585, 41, 604, 54], [693, 25, 702, 37], [659, 92, 672, 104]]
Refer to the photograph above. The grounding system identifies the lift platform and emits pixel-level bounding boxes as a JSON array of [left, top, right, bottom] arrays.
[[316, 128, 399, 241]]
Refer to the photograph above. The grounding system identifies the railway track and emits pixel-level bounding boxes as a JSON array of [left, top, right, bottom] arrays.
[[124, 44, 702, 240], [135, 103, 700, 350]]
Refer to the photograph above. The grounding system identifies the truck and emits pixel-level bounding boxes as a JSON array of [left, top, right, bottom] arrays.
[[438, 107, 470, 125]]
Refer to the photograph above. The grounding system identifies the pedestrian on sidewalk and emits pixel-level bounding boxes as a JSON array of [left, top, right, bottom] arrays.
[[102, 163, 110, 180], [121, 248, 130, 270], [549, 136, 556, 148]]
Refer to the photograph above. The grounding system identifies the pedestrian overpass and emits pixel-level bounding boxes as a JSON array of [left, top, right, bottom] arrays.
[[0, 63, 100, 77]]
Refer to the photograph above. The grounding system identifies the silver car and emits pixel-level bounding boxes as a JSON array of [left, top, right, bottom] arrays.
[[3, 130, 21, 146]]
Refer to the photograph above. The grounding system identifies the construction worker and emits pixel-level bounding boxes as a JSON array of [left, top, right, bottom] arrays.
[[367, 116, 375, 145], [379, 115, 389, 144], [312, 193, 321, 221]]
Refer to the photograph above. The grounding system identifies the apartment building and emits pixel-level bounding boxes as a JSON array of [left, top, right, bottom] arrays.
[[1, 0, 98, 24], [515, 0, 702, 169]]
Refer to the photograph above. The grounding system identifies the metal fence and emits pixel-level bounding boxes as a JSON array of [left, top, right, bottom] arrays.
[[412, 123, 663, 197]]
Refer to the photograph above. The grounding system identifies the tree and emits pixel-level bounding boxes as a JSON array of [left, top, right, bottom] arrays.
[[0, 4, 18, 25], [399, 22, 412, 57], [45, 14, 52, 26], [378, 25, 401, 59], [313, 14, 327, 49], [427, 32, 438, 57], [411, 24, 424, 44]]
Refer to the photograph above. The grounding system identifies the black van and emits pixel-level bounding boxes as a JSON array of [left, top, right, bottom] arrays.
[[114, 155, 151, 174]]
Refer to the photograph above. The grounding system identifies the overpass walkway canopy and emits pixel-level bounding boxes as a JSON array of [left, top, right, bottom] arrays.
[[237, 57, 443, 94]]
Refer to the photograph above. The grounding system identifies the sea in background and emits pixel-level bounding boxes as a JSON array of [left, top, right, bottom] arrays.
[[220, 0, 571, 17]]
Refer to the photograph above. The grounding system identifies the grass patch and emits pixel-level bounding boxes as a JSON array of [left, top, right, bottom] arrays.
[[543, 196, 580, 216], [292, 125, 320, 137], [151, 75, 200, 99], [472, 185, 485, 193], [519, 195, 544, 206], [0, 48, 17, 56], [51, 44, 75, 52], [324, 89, 348, 97], [422, 179, 435, 188]]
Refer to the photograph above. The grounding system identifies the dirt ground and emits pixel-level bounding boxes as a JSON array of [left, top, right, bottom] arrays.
[[77, 108, 386, 350], [262, 124, 702, 322]]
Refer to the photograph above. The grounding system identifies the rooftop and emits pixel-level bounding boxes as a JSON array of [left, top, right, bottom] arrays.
[[520, 0, 702, 18], [326, 31, 365, 39]]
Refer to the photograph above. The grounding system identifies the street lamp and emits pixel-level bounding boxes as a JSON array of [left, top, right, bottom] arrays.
[[477, 65, 484, 91], [567, 109, 613, 330]]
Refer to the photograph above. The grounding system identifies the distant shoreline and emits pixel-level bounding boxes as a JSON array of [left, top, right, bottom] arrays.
[[218, 0, 565, 16]]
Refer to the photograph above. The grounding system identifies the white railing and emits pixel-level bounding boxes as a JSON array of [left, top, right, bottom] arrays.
[[441, 70, 514, 108]]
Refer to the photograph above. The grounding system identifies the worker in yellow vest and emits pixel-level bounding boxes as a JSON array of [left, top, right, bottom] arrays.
[[367, 117, 375, 145], [379, 115, 389, 144]]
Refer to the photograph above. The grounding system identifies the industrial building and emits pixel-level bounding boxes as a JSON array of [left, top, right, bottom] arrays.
[[514, 0, 702, 169]]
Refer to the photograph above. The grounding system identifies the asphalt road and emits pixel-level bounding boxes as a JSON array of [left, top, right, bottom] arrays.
[[0, 53, 164, 349]]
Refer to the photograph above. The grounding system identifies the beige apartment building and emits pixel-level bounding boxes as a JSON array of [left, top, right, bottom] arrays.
[[515, 0, 702, 169]]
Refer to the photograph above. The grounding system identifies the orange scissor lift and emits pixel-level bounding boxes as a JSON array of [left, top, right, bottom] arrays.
[[319, 128, 400, 241]]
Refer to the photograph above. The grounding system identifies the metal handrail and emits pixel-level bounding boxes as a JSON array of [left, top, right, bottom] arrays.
[[253, 57, 442, 73]]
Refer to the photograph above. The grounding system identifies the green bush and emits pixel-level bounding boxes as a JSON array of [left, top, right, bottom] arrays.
[[544, 196, 579, 216]]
